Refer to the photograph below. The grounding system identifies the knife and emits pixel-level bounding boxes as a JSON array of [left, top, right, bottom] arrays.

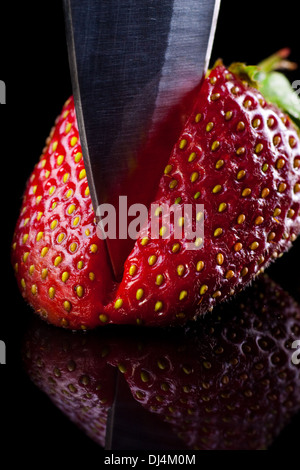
[[63, 0, 220, 280]]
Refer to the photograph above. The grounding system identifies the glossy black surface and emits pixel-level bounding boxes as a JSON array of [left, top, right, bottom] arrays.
[[2, 0, 300, 456]]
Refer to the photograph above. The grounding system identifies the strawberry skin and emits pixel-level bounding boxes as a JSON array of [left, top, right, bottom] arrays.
[[11, 97, 115, 330], [109, 63, 300, 325], [23, 276, 300, 450], [12, 63, 300, 328]]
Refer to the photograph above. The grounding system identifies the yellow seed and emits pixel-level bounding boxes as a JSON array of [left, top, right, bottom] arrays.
[[141, 371, 150, 383], [29, 265, 34, 275], [188, 152, 196, 162], [200, 284, 208, 295], [41, 246, 49, 257], [211, 140, 220, 151], [252, 118, 261, 128], [129, 265, 137, 276], [84, 186, 90, 197], [215, 159, 224, 169], [74, 152, 82, 163], [287, 209, 295, 218], [61, 318, 69, 327], [76, 285, 84, 297], [231, 86, 240, 95], [250, 241, 259, 250], [148, 255, 157, 266], [73, 216, 80, 226], [54, 256, 62, 266], [177, 264, 185, 276], [174, 196, 182, 204], [242, 188, 251, 197], [32, 185, 37, 194], [262, 163, 269, 172], [89, 272, 95, 281], [210, 76, 217, 84], [50, 219, 58, 230], [57, 155, 64, 165], [23, 217, 30, 226], [70, 136, 78, 147], [21, 278, 26, 289], [268, 232, 276, 241], [63, 301, 71, 312], [194, 191, 201, 199], [155, 274, 164, 286], [190, 172, 199, 183], [267, 117, 275, 128], [118, 363, 127, 373], [241, 267, 248, 277], [52, 141, 58, 152], [276, 158, 285, 169], [49, 185, 56, 195], [12, 242, 16, 251], [237, 214, 245, 224], [278, 182, 287, 193], [136, 288, 144, 300], [160, 226, 167, 237], [172, 242, 180, 253], [237, 170, 246, 180], [44, 170, 50, 179], [40, 159, 46, 168], [214, 228, 223, 237], [196, 261, 204, 272], [85, 229, 90, 236], [22, 233, 29, 244], [195, 113, 202, 123], [211, 92, 220, 101], [212, 290, 221, 298], [243, 99, 252, 108], [225, 110, 233, 120], [236, 147, 245, 156], [155, 301, 163, 312], [48, 287, 55, 299], [179, 138, 187, 149], [294, 158, 300, 168], [164, 164, 172, 174], [169, 179, 178, 189], [212, 184, 222, 194], [23, 252, 29, 262], [289, 136, 297, 148], [41, 268, 48, 279], [31, 284, 37, 295], [218, 202, 227, 213], [179, 290, 188, 301], [65, 122, 72, 134], [255, 216, 264, 225], [57, 233, 65, 243], [225, 270, 234, 279], [36, 195, 42, 204], [206, 122, 214, 132], [261, 188, 270, 198], [236, 121, 245, 131], [99, 314, 108, 323], [69, 242, 77, 252], [273, 135, 281, 146], [294, 183, 300, 193], [78, 169, 86, 180], [77, 261, 84, 269], [51, 202, 57, 210], [196, 211, 204, 222], [141, 237, 149, 246], [68, 204, 76, 214], [90, 244, 98, 253], [114, 299, 123, 309], [61, 272, 69, 282], [234, 242, 243, 252], [216, 253, 224, 265]]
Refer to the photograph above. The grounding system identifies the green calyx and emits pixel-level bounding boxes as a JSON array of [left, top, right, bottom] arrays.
[[227, 49, 300, 130]]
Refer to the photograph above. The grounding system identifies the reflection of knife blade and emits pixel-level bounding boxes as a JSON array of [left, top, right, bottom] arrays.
[[63, 0, 220, 279]]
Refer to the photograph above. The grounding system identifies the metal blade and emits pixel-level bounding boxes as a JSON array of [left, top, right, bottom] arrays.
[[63, 0, 220, 279]]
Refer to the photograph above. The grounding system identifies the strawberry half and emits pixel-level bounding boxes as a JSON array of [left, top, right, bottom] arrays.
[[22, 275, 300, 450], [12, 52, 300, 328]]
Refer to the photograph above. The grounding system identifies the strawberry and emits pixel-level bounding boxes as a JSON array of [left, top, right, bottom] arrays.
[[12, 51, 300, 328], [11, 97, 115, 330], [23, 275, 300, 450], [22, 320, 116, 448]]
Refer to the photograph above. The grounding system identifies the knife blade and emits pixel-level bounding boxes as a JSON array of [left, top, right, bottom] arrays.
[[63, 0, 220, 279]]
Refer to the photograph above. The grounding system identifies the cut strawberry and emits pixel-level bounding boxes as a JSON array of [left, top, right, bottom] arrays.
[[23, 276, 300, 450], [12, 52, 300, 328]]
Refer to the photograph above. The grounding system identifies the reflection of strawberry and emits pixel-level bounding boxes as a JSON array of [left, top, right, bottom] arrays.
[[23, 275, 300, 450], [22, 322, 116, 447], [12, 51, 300, 328]]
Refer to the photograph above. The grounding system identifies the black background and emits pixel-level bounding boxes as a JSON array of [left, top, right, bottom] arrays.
[[1, 0, 300, 458]]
